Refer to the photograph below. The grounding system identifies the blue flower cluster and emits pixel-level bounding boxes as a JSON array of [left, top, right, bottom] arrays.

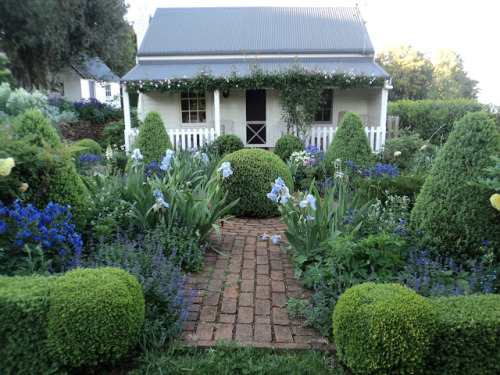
[[344, 161, 399, 179], [73, 97, 112, 111], [144, 159, 166, 179], [305, 145, 325, 162], [0, 200, 83, 272], [78, 154, 102, 167]]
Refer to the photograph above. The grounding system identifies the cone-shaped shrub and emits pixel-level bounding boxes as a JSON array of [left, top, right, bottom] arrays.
[[325, 111, 374, 176], [274, 134, 304, 162], [214, 149, 293, 218], [410, 112, 500, 262], [14, 109, 62, 149], [133, 111, 172, 164]]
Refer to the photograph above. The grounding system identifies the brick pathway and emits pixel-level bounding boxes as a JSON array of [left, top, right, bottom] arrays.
[[182, 217, 333, 351]]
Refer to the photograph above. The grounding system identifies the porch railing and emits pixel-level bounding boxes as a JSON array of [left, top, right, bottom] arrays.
[[126, 127, 217, 152], [304, 125, 386, 152]]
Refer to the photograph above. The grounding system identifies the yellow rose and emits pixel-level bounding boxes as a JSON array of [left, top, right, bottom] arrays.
[[394, 151, 402, 157], [491, 193, 500, 211], [0, 157, 15, 176], [19, 183, 29, 192]]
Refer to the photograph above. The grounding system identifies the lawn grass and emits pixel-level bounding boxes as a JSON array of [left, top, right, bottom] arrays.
[[129, 342, 346, 375]]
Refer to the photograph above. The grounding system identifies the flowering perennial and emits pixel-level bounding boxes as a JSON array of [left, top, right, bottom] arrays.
[[267, 177, 293, 204], [262, 233, 282, 245], [130, 148, 143, 168], [217, 161, 233, 178], [299, 194, 317, 211], [152, 190, 169, 212], [160, 149, 175, 171], [0, 157, 15, 176]]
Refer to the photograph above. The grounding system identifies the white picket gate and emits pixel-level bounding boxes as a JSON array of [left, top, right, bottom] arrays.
[[126, 127, 217, 152]]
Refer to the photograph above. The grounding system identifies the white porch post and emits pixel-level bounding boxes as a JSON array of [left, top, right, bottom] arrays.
[[122, 85, 132, 153], [379, 80, 393, 147], [214, 89, 221, 138]]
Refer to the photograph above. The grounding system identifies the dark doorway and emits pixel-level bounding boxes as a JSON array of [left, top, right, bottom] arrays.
[[246, 89, 266, 145]]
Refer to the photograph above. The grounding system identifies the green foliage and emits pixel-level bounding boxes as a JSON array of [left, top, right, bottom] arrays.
[[0, 55, 15, 86], [134, 111, 173, 165], [332, 283, 437, 375], [13, 109, 62, 149], [46, 267, 145, 370], [0, 275, 61, 375], [212, 134, 244, 156], [216, 149, 293, 218], [380, 131, 426, 171], [325, 111, 374, 176], [426, 294, 500, 375], [100, 119, 125, 149], [388, 99, 484, 143], [274, 134, 303, 162], [476, 155, 500, 191], [0, 0, 131, 88], [130, 343, 346, 375], [74, 138, 103, 158], [0, 82, 12, 111], [6, 88, 48, 116], [410, 112, 500, 262]]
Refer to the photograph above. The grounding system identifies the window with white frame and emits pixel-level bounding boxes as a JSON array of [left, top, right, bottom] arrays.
[[105, 84, 112, 97], [314, 89, 333, 123], [181, 92, 206, 124]]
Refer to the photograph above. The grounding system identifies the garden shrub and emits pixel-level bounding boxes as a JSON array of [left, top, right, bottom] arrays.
[[325, 111, 374, 176], [133, 111, 173, 165], [215, 149, 293, 218], [14, 109, 62, 149], [0, 82, 11, 111], [426, 294, 500, 375], [410, 112, 500, 262], [213, 134, 244, 156], [0, 275, 60, 375], [388, 99, 484, 144], [274, 134, 303, 162], [100, 119, 125, 149], [332, 283, 436, 375], [74, 138, 103, 158], [73, 97, 121, 124], [5, 88, 48, 116], [46, 267, 145, 370]]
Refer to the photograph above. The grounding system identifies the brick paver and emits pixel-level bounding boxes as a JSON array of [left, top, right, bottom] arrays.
[[182, 217, 333, 351]]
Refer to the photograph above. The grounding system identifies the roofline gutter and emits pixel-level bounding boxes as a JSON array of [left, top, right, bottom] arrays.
[[137, 53, 375, 62]]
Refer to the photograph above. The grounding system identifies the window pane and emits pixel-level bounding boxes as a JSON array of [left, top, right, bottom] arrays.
[[181, 92, 188, 98], [199, 99, 206, 110], [199, 111, 206, 123], [182, 112, 190, 123], [181, 100, 188, 110], [191, 113, 198, 122], [189, 99, 197, 110]]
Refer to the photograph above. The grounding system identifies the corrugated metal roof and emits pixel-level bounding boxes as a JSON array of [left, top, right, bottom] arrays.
[[138, 7, 374, 56], [72, 55, 120, 82], [121, 57, 388, 82]]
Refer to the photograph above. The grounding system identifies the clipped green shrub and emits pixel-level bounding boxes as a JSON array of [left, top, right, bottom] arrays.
[[325, 111, 374, 177], [388, 99, 484, 144], [215, 149, 293, 218], [410, 112, 500, 261], [133, 111, 172, 164], [332, 283, 437, 375], [274, 134, 304, 162], [0, 275, 61, 375], [14, 109, 62, 149], [74, 138, 103, 158], [100, 119, 125, 149], [213, 134, 244, 156], [46, 267, 145, 370], [425, 294, 500, 375]]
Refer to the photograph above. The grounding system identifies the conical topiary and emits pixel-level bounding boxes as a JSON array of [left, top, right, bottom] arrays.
[[325, 111, 374, 176], [133, 111, 172, 165], [14, 109, 62, 149], [410, 112, 500, 262]]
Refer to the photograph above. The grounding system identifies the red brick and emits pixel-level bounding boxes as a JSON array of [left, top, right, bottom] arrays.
[[256, 264, 269, 274], [200, 306, 218, 322], [270, 270, 284, 281], [223, 286, 238, 299], [221, 298, 237, 314], [196, 323, 214, 341], [272, 293, 287, 307], [214, 323, 234, 341], [270, 260, 284, 270], [207, 279, 223, 292], [256, 255, 268, 265], [254, 324, 272, 342], [274, 326, 293, 343], [238, 292, 254, 307], [243, 259, 256, 269], [256, 274, 270, 286], [272, 307, 290, 325], [227, 263, 241, 274], [183, 320, 196, 332], [255, 285, 270, 299], [238, 306, 254, 324], [240, 280, 255, 293], [225, 273, 240, 284], [215, 259, 229, 269], [212, 268, 226, 279], [235, 324, 253, 342], [219, 314, 236, 324], [203, 292, 220, 306], [255, 299, 271, 315], [243, 251, 255, 260], [255, 315, 271, 324], [241, 269, 254, 280], [271, 280, 286, 293]]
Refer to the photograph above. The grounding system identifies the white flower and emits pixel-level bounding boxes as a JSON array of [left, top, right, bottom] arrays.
[[217, 162, 233, 178], [299, 194, 317, 211]]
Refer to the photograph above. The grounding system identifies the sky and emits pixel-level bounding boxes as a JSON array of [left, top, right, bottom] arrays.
[[126, 0, 500, 105]]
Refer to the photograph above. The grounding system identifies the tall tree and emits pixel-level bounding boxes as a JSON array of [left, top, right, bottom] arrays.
[[376, 45, 434, 101], [0, 0, 132, 88], [428, 49, 479, 100]]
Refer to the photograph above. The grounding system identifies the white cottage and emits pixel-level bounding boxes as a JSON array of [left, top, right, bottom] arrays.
[[121, 7, 391, 152], [57, 55, 121, 107]]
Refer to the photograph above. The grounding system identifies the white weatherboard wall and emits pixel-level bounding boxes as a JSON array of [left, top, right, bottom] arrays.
[[137, 87, 386, 147]]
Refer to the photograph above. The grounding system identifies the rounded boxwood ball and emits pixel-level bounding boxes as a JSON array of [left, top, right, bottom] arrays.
[[74, 138, 103, 158], [332, 283, 437, 375], [213, 134, 244, 156], [274, 134, 303, 162], [215, 149, 293, 218], [46, 267, 145, 369]]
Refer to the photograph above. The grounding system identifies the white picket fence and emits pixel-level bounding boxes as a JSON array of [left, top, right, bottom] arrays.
[[305, 125, 386, 152], [126, 127, 217, 151]]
